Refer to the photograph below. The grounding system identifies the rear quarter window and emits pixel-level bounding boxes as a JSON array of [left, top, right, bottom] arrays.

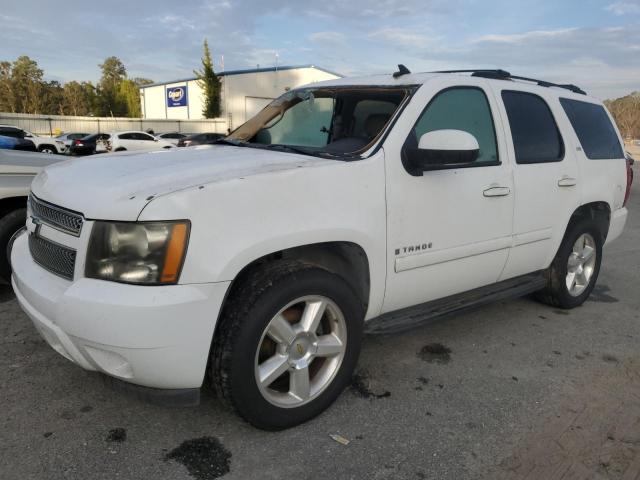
[[559, 98, 624, 160], [501, 90, 564, 164]]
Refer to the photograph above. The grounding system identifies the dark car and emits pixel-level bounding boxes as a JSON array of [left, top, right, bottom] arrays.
[[68, 133, 111, 156], [0, 135, 37, 151], [177, 132, 225, 147]]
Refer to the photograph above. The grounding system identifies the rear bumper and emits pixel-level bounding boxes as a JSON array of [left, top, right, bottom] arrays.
[[605, 207, 628, 245], [11, 232, 230, 389]]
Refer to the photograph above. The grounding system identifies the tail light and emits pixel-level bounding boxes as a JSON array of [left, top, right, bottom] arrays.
[[624, 157, 634, 207]]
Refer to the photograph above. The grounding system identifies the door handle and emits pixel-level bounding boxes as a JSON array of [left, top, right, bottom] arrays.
[[483, 186, 511, 197], [558, 176, 577, 187]]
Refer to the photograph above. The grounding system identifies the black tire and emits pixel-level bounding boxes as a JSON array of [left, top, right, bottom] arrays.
[[38, 145, 57, 154], [114, 147, 126, 152], [211, 260, 364, 430], [0, 208, 27, 283], [535, 219, 603, 309]]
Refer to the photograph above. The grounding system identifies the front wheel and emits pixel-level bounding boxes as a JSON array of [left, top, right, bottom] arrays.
[[211, 260, 364, 430], [0, 208, 27, 283], [535, 220, 603, 309], [38, 145, 56, 154]]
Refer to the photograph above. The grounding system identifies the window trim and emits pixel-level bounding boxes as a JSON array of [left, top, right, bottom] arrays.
[[558, 97, 624, 160], [501, 89, 565, 165], [401, 86, 501, 176]]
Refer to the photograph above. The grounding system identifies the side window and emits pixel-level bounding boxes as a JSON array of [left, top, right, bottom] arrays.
[[137, 133, 155, 141], [559, 98, 623, 159], [410, 87, 499, 166], [119, 133, 134, 140], [501, 91, 564, 164], [0, 128, 24, 138]]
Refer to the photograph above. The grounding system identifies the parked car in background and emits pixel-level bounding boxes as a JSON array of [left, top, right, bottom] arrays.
[[68, 133, 110, 156], [0, 149, 61, 282], [0, 135, 37, 152], [0, 125, 64, 154], [177, 132, 225, 147], [155, 132, 187, 146], [56, 132, 90, 151], [103, 131, 175, 152]]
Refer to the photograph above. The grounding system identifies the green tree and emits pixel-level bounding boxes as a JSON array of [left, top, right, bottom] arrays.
[[61, 80, 95, 116], [195, 39, 221, 118], [11, 56, 44, 113], [97, 56, 127, 116], [0, 61, 16, 112], [118, 79, 142, 117]]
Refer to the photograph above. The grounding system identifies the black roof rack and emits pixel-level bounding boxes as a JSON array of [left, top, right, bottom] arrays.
[[433, 69, 586, 95]]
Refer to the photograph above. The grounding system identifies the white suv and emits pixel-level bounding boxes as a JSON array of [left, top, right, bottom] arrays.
[[11, 68, 632, 430], [96, 131, 175, 153]]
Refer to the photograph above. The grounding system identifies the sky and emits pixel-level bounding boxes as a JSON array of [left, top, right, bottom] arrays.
[[2, 0, 640, 99]]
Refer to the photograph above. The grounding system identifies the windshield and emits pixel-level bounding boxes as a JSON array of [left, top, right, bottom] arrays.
[[227, 86, 411, 158]]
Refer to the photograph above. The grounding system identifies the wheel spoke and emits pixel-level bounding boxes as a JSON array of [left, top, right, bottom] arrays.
[[300, 300, 327, 333], [267, 314, 297, 345], [566, 271, 577, 291], [581, 245, 595, 263], [290, 367, 311, 400], [315, 334, 343, 357], [258, 354, 289, 388], [576, 271, 588, 287]]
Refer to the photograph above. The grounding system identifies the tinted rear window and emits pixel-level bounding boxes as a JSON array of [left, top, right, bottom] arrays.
[[559, 98, 623, 160], [501, 91, 564, 164]]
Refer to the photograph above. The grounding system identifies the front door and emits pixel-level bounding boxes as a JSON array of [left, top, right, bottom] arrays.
[[382, 78, 514, 313]]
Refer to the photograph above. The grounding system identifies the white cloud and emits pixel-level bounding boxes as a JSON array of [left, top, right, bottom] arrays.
[[367, 28, 433, 47], [605, 1, 640, 15], [308, 31, 346, 44]]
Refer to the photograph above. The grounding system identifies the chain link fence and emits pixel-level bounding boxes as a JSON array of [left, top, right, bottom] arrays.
[[0, 112, 228, 137]]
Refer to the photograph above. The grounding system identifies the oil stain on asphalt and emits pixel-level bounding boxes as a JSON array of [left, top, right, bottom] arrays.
[[351, 371, 391, 398], [164, 437, 231, 480], [106, 428, 127, 443], [418, 343, 452, 364]]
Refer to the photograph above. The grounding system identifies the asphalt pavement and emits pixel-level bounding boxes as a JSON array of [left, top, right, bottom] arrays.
[[1, 166, 639, 480]]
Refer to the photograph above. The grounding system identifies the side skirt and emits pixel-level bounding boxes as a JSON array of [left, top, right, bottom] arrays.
[[365, 271, 547, 335]]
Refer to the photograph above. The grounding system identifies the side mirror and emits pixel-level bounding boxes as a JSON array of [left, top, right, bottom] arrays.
[[406, 129, 479, 172]]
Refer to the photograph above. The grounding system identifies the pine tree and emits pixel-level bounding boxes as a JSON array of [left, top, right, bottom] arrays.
[[195, 39, 221, 118]]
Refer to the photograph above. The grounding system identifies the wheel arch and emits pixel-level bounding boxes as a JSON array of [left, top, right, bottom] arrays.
[[222, 241, 372, 315], [566, 201, 611, 242]]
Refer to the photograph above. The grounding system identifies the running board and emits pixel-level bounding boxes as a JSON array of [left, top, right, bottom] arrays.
[[365, 271, 547, 335]]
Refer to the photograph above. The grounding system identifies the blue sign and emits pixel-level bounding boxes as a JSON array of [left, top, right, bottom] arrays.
[[167, 85, 188, 107]]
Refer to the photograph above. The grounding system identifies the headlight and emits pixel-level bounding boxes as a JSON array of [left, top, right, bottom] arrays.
[[85, 221, 190, 285]]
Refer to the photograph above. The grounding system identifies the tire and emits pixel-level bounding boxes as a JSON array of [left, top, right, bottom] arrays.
[[211, 260, 364, 430], [114, 147, 126, 152], [0, 208, 27, 283], [38, 145, 56, 154], [535, 219, 603, 309]]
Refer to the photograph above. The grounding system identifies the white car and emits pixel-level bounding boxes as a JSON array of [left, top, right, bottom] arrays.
[[96, 131, 175, 152], [155, 132, 187, 146], [0, 125, 64, 154], [11, 68, 632, 430]]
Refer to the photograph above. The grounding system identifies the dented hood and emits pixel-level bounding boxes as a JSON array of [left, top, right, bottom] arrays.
[[31, 145, 332, 220]]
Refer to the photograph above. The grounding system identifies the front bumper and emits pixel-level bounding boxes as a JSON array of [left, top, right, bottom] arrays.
[[11, 232, 230, 389]]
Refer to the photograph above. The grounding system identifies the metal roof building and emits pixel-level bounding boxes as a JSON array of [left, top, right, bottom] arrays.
[[139, 65, 341, 131]]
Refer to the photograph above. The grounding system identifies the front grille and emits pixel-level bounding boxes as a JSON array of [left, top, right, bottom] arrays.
[[28, 234, 76, 280], [28, 195, 84, 236]]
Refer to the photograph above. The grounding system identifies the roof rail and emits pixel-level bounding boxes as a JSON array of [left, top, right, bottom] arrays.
[[432, 69, 587, 95]]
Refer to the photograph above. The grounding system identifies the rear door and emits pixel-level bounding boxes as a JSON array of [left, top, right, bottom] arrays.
[[494, 88, 580, 280], [135, 132, 159, 150]]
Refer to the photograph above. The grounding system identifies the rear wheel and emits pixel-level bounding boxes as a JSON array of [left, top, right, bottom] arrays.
[[536, 220, 603, 309], [211, 260, 364, 430], [114, 147, 126, 152]]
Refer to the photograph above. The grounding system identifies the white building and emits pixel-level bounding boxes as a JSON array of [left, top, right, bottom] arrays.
[[139, 65, 341, 130]]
